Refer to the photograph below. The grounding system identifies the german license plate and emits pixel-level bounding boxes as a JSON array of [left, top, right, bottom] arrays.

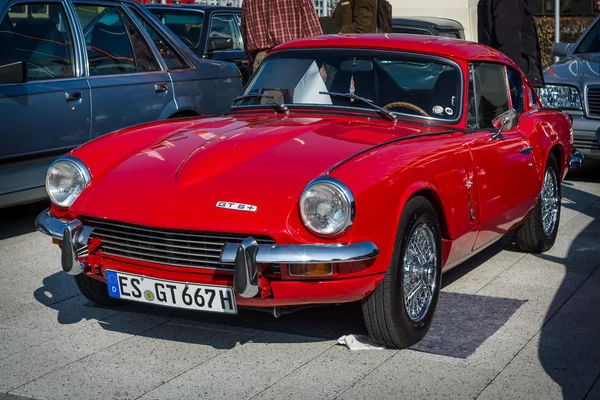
[[105, 270, 237, 314]]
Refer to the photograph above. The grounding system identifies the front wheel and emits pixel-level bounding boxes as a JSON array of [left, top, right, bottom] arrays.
[[515, 154, 561, 253], [74, 274, 124, 307], [362, 196, 442, 349]]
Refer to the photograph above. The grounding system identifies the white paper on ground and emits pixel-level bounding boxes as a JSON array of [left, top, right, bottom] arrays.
[[337, 334, 386, 350]]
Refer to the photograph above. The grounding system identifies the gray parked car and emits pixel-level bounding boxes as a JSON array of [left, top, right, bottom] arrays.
[[0, 0, 242, 208], [539, 14, 600, 160]]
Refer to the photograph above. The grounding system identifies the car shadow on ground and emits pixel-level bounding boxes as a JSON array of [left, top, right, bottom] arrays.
[[536, 161, 600, 399], [0, 200, 50, 240], [25, 161, 600, 381]]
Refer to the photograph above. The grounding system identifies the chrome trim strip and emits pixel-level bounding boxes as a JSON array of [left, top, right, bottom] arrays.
[[48, 155, 92, 184], [325, 130, 455, 175], [220, 239, 380, 264]]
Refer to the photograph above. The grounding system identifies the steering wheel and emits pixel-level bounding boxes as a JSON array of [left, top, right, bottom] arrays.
[[177, 35, 194, 47], [383, 101, 429, 117]]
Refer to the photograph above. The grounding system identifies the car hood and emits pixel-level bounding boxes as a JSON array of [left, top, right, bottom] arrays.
[[544, 53, 600, 87], [75, 114, 446, 233]]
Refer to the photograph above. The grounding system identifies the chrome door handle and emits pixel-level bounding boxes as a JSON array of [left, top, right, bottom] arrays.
[[155, 83, 168, 92], [65, 90, 82, 101], [520, 146, 534, 154]]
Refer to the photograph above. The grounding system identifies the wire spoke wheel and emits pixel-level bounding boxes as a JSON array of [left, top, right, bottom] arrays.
[[402, 222, 437, 323], [541, 167, 559, 236]]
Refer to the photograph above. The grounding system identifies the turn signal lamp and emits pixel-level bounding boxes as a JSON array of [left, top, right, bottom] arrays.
[[288, 263, 333, 277]]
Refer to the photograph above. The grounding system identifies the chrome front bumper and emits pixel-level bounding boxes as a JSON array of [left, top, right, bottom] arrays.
[[35, 209, 380, 298], [570, 149, 584, 169]]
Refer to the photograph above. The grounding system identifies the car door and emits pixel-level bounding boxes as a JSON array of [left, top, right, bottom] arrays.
[[71, 2, 173, 139], [464, 62, 541, 251], [204, 11, 250, 83], [128, 6, 236, 117], [0, 0, 90, 202]]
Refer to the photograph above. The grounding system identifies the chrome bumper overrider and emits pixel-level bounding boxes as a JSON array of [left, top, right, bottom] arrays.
[[35, 209, 381, 298], [570, 149, 584, 169], [35, 209, 94, 276]]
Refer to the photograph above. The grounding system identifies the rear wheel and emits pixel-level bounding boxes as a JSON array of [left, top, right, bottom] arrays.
[[362, 196, 442, 348], [515, 154, 561, 253], [74, 274, 124, 307]]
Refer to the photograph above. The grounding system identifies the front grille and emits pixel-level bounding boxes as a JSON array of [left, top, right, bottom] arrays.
[[83, 218, 275, 271], [574, 136, 600, 151], [588, 86, 600, 118]]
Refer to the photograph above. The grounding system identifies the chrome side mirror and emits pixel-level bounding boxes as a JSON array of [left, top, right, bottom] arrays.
[[491, 109, 518, 140]]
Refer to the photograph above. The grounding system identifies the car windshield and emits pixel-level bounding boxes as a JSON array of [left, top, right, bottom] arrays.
[[237, 49, 462, 122], [574, 17, 600, 54], [148, 8, 204, 49]]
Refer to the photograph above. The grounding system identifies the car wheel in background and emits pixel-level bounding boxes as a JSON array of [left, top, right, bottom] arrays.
[[362, 195, 442, 349], [515, 153, 561, 253]]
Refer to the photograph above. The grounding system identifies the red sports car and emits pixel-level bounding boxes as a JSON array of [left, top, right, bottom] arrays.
[[36, 34, 583, 349]]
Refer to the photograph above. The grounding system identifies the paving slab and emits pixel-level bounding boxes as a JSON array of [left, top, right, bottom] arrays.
[[476, 266, 600, 400], [337, 349, 497, 400], [140, 332, 335, 400], [12, 322, 255, 400], [252, 345, 396, 400], [0, 311, 167, 393]]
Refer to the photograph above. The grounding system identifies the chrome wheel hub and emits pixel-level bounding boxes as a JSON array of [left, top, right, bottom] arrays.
[[541, 167, 559, 236], [402, 222, 437, 323]]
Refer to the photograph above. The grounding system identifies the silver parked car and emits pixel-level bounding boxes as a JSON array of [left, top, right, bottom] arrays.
[[0, 0, 242, 208], [539, 15, 600, 160]]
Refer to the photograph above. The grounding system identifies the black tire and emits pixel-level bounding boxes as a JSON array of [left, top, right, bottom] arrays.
[[361, 196, 443, 349], [515, 154, 561, 253], [74, 274, 124, 307]]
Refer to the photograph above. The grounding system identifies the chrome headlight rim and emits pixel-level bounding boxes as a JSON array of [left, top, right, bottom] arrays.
[[45, 155, 91, 208], [537, 84, 582, 110], [299, 177, 356, 238]]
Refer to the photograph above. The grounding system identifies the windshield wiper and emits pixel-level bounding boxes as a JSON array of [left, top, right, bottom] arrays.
[[319, 91, 397, 122], [232, 93, 289, 114]]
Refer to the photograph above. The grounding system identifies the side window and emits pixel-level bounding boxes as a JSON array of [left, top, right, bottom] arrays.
[[74, 5, 160, 76], [0, 3, 75, 81], [506, 67, 524, 113], [468, 62, 510, 129], [128, 8, 189, 70], [209, 14, 243, 51]]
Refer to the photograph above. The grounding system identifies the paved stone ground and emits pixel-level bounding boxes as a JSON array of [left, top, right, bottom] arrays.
[[0, 162, 599, 400]]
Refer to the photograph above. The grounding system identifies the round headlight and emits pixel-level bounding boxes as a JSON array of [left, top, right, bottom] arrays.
[[46, 156, 91, 208], [299, 178, 355, 236]]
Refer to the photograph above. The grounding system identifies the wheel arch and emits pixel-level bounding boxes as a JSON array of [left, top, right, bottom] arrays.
[[399, 185, 451, 241], [548, 143, 564, 179]]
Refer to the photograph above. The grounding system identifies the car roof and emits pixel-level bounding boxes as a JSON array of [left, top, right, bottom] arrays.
[[273, 33, 517, 65], [144, 4, 240, 12], [392, 16, 464, 31]]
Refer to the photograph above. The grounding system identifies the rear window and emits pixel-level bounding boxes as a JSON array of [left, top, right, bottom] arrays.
[[148, 8, 204, 49]]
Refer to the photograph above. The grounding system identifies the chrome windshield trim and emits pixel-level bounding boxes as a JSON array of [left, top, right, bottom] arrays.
[[220, 239, 379, 264], [234, 47, 464, 125]]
